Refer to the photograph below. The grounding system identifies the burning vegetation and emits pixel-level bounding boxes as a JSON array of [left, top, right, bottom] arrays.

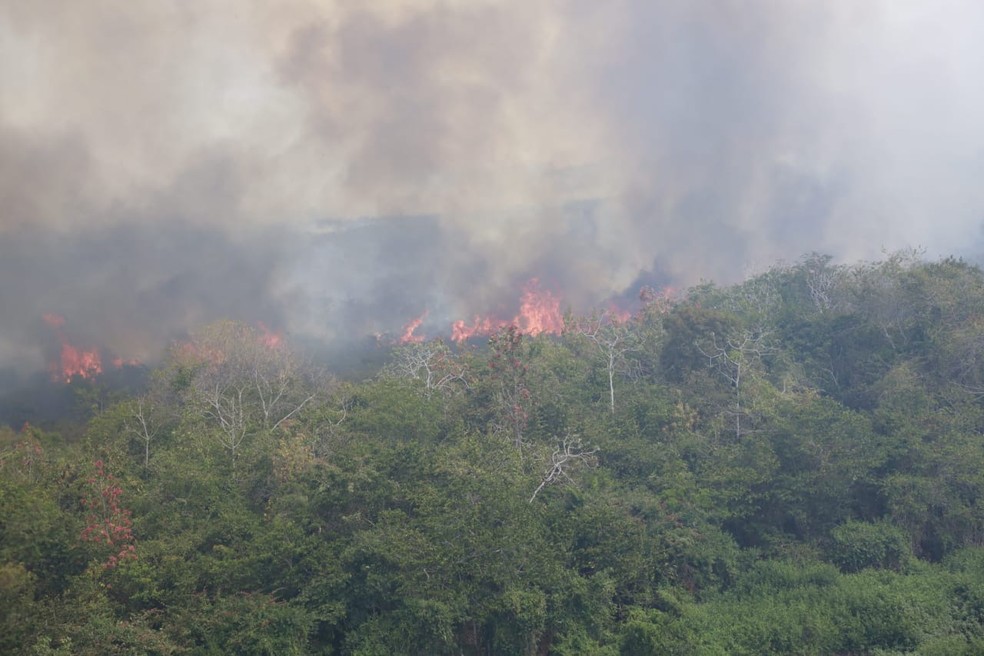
[[397, 278, 569, 346], [42, 314, 104, 383], [452, 279, 565, 342], [42, 314, 145, 384]]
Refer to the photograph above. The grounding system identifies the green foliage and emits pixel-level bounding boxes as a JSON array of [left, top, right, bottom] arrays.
[[183, 592, 315, 655], [829, 520, 912, 573], [659, 305, 740, 382], [346, 379, 447, 444], [9, 253, 984, 653], [0, 562, 37, 653]]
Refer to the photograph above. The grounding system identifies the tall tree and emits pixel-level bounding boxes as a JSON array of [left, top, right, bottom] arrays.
[[568, 312, 638, 414], [169, 321, 327, 465]]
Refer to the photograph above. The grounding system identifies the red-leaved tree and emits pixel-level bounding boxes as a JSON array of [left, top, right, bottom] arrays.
[[79, 460, 137, 570]]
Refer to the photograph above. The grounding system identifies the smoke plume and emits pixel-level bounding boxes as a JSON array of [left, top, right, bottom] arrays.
[[3, 1, 984, 375]]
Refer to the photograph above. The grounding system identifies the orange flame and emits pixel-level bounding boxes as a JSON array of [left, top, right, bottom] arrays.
[[256, 322, 284, 349], [451, 316, 509, 343], [43, 314, 103, 383], [605, 304, 633, 324], [398, 311, 428, 344], [451, 279, 565, 343], [515, 280, 563, 336]]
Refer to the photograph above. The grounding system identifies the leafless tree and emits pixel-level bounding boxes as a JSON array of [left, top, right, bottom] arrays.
[[122, 395, 167, 468], [848, 250, 923, 350], [195, 367, 250, 464], [728, 275, 782, 323], [180, 321, 325, 465], [697, 329, 775, 441], [529, 435, 599, 503], [383, 340, 468, 397], [119, 368, 184, 468], [253, 352, 322, 432], [571, 313, 637, 413], [806, 265, 838, 314]]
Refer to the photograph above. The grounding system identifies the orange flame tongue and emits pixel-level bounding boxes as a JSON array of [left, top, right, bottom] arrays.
[[451, 316, 508, 343], [399, 311, 428, 344], [43, 314, 103, 382], [451, 279, 565, 343], [58, 342, 103, 382], [514, 279, 563, 336]]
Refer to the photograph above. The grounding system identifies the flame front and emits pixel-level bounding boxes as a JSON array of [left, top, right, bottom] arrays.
[[451, 279, 564, 343], [43, 314, 103, 382], [59, 343, 103, 382], [451, 316, 508, 343], [514, 280, 563, 336], [399, 311, 427, 344]]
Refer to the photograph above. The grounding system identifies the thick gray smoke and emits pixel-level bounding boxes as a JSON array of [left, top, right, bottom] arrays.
[[3, 1, 984, 375]]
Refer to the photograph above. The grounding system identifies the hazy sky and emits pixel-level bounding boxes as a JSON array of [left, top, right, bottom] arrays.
[[2, 1, 984, 371]]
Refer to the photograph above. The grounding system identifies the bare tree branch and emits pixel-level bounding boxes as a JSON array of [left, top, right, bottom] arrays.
[[570, 312, 637, 414], [697, 329, 775, 441], [383, 340, 468, 397], [179, 321, 329, 466], [529, 435, 599, 503]]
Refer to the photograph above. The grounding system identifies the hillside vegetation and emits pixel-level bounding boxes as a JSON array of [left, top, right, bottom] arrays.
[[6, 252, 984, 654]]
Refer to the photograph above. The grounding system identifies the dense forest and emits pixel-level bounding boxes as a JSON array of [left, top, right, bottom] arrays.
[[7, 251, 984, 655]]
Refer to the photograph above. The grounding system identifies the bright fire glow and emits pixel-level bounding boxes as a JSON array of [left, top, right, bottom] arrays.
[[42, 314, 142, 383], [451, 279, 564, 343], [399, 311, 427, 344], [515, 280, 563, 335], [43, 314, 103, 383]]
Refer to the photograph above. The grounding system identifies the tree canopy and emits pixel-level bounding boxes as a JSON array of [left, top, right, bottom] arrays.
[[6, 253, 984, 654]]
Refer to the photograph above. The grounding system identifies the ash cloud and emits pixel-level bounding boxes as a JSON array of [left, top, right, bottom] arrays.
[[2, 1, 984, 374]]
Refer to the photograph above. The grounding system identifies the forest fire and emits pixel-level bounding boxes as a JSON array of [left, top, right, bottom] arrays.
[[451, 279, 564, 343], [42, 314, 104, 383], [398, 311, 427, 344], [256, 322, 284, 349], [41, 314, 145, 383]]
